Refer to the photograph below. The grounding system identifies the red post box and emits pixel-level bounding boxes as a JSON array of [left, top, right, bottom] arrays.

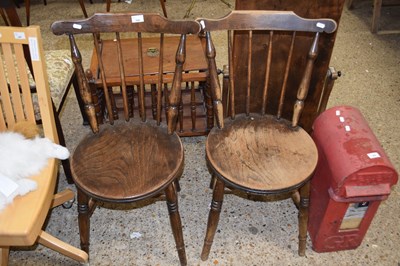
[[308, 105, 398, 253]]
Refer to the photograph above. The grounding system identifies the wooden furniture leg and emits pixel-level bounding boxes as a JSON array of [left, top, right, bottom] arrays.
[[25, 0, 30, 25], [201, 179, 225, 261], [0, 9, 9, 25], [298, 181, 311, 256], [77, 189, 91, 253], [371, 0, 383, 33], [37, 232, 88, 264], [165, 183, 187, 266], [346, 0, 354, 9], [1, 247, 9, 265]]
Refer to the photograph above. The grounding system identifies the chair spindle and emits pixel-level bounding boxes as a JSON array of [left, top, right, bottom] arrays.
[[228, 30, 235, 119], [246, 30, 252, 116], [261, 31, 273, 116], [167, 34, 186, 134], [137, 32, 146, 122], [115, 32, 129, 121], [277, 32, 296, 120], [156, 33, 164, 125], [292, 32, 319, 128], [69, 34, 98, 132], [93, 34, 114, 125], [205, 31, 224, 128], [190, 81, 196, 130]]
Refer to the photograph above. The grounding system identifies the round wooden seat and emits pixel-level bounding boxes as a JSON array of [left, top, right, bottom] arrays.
[[71, 120, 184, 202], [206, 113, 318, 194]]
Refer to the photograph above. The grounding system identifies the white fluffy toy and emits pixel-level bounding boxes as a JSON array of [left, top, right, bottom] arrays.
[[0, 123, 70, 211]]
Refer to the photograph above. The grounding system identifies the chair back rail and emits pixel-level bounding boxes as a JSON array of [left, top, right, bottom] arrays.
[[51, 13, 200, 134], [198, 11, 337, 129], [0, 26, 57, 141]]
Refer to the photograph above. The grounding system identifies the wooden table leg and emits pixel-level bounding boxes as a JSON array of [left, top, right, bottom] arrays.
[[106, 0, 111, 12], [371, 0, 382, 33]]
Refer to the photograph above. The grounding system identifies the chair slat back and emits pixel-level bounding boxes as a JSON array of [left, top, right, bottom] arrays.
[[51, 13, 200, 134], [198, 11, 337, 129], [0, 26, 57, 141]]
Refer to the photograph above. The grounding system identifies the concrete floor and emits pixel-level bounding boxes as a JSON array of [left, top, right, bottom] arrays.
[[2, 0, 400, 265]]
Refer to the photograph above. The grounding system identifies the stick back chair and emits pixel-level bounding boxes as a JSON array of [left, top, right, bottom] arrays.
[[0, 25, 88, 265], [51, 13, 201, 265], [196, 10, 337, 260]]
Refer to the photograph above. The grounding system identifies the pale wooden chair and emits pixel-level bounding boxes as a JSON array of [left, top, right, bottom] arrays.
[[196, 11, 337, 260], [0, 25, 88, 265]]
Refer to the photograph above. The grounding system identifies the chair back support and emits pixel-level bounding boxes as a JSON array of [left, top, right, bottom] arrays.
[[0, 25, 57, 141], [197, 11, 337, 129], [51, 13, 201, 134]]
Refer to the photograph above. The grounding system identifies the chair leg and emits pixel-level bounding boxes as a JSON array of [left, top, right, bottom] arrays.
[[371, 0, 382, 33], [37, 231, 88, 264], [1, 247, 9, 266], [77, 189, 91, 254], [25, 0, 30, 26], [0, 9, 9, 26], [201, 178, 225, 261], [52, 102, 74, 184], [298, 181, 310, 256], [346, 0, 354, 9], [106, 0, 111, 12], [165, 183, 187, 266], [159, 0, 168, 17]]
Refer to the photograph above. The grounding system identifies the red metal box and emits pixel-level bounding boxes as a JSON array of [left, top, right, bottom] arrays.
[[308, 106, 398, 252]]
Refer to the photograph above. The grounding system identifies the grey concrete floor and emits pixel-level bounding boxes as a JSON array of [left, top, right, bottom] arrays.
[[2, 0, 400, 265]]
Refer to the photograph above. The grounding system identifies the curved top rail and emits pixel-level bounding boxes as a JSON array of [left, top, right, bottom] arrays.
[[51, 12, 201, 35], [196, 10, 337, 33]]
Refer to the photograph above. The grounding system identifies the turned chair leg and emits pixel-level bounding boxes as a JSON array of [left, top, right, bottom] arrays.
[[201, 178, 225, 261], [298, 181, 310, 256], [165, 183, 187, 266], [77, 189, 91, 254]]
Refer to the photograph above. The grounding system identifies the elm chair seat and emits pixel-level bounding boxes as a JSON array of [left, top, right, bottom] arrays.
[[71, 120, 183, 202], [206, 113, 317, 193]]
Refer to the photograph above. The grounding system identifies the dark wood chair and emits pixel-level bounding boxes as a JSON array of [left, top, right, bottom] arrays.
[[196, 11, 337, 260], [51, 13, 201, 265]]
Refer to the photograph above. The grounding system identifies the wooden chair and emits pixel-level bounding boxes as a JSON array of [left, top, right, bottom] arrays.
[[196, 11, 337, 260], [0, 25, 88, 265], [51, 13, 201, 265]]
